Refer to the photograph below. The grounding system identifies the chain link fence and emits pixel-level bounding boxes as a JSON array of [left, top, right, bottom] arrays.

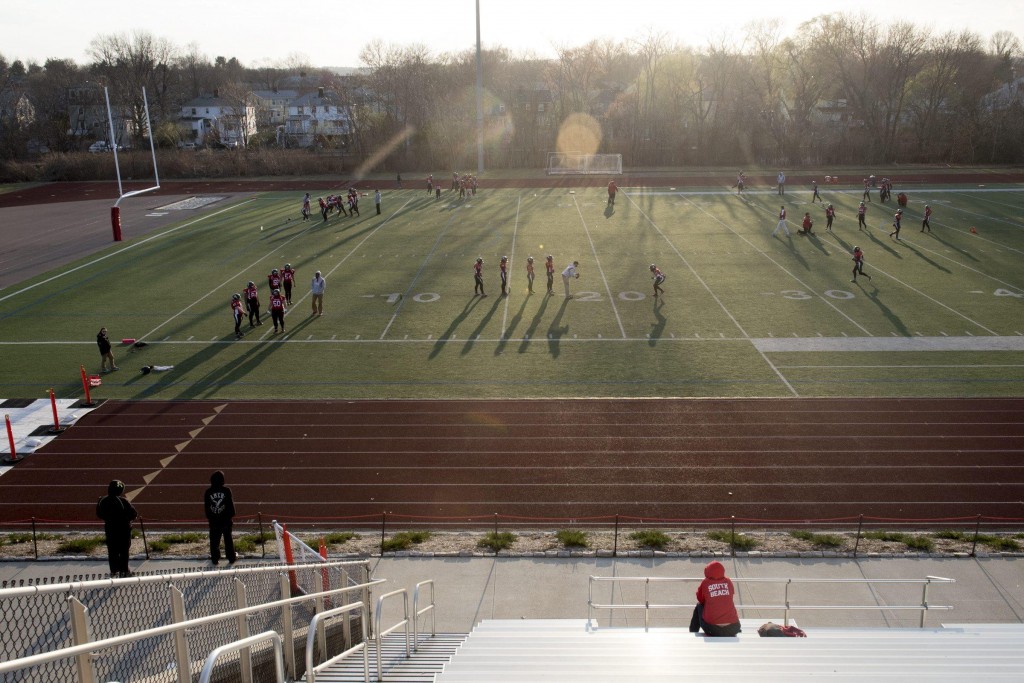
[[0, 560, 369, 683]]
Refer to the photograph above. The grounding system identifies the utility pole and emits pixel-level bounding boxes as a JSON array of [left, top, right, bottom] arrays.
[[476, 0, 484, 174]]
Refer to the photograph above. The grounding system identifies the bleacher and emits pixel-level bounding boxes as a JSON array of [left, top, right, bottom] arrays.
[[421, 618, 1024, 682]]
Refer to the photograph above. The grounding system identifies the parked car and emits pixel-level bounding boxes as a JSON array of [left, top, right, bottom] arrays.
[[177, 141, 197, 151], [88, 141, 111, 153]]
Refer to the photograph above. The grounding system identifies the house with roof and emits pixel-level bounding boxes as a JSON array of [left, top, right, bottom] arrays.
[[282, 87, 353, 148], [251, 89, 298, 127], [179, 91, 257, 147]]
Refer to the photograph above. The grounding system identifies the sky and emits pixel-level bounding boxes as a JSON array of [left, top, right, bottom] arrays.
[[3, 0, 1022, 69]]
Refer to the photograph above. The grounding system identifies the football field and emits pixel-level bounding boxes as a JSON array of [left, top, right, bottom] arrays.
[[1, 180, 1022, 399]]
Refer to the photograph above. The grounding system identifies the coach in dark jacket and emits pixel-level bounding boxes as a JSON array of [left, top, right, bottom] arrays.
[[204, 470, 237, 565], [96, 479, 137, 577]]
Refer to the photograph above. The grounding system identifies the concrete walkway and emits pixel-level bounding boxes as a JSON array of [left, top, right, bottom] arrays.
[[2, 555, 1022, 632]]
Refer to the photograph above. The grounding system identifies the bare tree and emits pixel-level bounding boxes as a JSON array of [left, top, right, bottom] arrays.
[[88, 31, 179, 144]]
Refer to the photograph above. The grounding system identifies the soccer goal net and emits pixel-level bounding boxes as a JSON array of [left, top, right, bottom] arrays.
[[546, 152, 622, 175]]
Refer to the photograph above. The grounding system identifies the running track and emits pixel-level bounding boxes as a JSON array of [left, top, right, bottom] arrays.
[[3, 398, 1024, 526]]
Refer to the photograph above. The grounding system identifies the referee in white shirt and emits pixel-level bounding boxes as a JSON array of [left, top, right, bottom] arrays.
[[561, 261, 579, 298]]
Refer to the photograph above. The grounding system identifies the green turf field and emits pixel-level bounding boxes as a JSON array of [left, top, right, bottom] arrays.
[[2, 181, 1023, 399]]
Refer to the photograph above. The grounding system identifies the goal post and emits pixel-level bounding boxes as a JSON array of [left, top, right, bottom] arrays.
[[546, 152, 622, 175], [107, 86, 161, 241]]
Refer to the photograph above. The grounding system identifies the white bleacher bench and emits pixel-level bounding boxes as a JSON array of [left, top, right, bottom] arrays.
[[433, 619, 1024, 682]]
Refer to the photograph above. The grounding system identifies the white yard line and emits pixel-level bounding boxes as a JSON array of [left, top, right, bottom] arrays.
[[500, 195, 522, 335], [0, 199, 257, 304], [685, 197, 874, 337], [378, 199, 455, 340], [572, 195, 626, 338], [624, 192, 800, 397]]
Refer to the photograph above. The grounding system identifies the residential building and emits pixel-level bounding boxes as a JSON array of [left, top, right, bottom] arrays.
[[282, 87, 353, 148], [179, 90, 257, 147]]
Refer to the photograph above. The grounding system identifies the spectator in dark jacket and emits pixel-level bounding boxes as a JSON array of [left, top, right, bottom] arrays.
[[204, 470, 237, 565], [96, 479, 137, 577]]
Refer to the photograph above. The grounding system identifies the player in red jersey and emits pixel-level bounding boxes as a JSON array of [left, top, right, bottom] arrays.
[[921, 205, 932, 233], [607, 180, 619, 206], [243, 281, 261, 327], [474, 257, 486, 297], [800, 212, 814, 236], [851, 246, 872, 282], [281, 263, 296, 304], [268, 288, 287, 333], [649, 264, 665, 297], [857, 202, 867, 230], [499, 256, 509, 296], [825, 204, 836, 232], [318, 197, 328, 222], [889, 209, 903, 240], [526, 256, 535, 294], [545, 255, 555, 296], [230, 294, 245, 339], [268, 268, 282, 292]]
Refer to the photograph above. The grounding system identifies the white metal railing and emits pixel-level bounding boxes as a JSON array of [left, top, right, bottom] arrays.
[[0, 570, 385, 682], [374, 588, 411, 681], [413, 579, 436, 650], [305, 601, 370, 683], [199, 631, 285, 683], [588, 575, 955, 631]]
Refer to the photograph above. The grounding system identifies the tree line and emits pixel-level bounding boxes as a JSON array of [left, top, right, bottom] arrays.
[[0, 13, 1021, 169]]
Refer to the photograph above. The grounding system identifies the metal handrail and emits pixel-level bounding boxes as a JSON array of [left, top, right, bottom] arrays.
[[198, 631, 285, 683], [588, 575, 956, 630], [0, 576, 386, 677], [413, 579, 436, 650], [305, 601, 369, 683], [0, 558, 369, 599], [374, 588, 411, 682]]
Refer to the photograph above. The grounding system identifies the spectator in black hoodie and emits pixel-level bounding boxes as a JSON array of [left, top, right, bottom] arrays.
[[96, 479, 137, 577], [204, 470, 237, 565]]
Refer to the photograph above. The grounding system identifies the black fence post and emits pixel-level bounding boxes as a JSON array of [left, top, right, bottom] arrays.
[[613, 515, 619, 558], [380, 512, 387, 556], [854, 515, 864, 557], [493, 513, 499, 555], [258, 512, 266, 557], [139, 517, 150, 559], [730, 516, 736, 557], [970, 514, 982, 557], [31, 518, 38, 560]]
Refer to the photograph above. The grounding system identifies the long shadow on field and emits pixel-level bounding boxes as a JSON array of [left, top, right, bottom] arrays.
[[178, 314, 321, 399], [126, 331, 238, 398], [517, 293, 553, 354], [495, 295, 530, 356], [461, 296, 503, 356], [900, 239, 951, 274], [858, 282, 909, 336], [649, 296, 667, 346], [546, 299, 571, 359], [929, 229, 979, 262], [866, 227, 901, 259], [429, 296, 486, 359]]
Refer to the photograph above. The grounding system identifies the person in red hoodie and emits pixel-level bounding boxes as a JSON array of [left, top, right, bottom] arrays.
[[689, 560, 741, 636]]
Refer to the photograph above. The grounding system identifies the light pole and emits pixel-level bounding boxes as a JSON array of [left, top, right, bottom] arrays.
[[476, 0, 484, 174]]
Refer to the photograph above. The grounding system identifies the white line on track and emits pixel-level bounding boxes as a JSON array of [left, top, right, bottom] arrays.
[[572, 195, 626, 338], [0, 198, 257, 304]]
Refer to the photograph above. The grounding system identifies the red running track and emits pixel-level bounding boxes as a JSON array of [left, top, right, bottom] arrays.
[[2, 398, 1024, 526]]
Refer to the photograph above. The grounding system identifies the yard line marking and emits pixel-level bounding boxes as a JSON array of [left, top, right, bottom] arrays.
[[777, 364, 1024, 369], [572, 195, 626, 338], [0, 198, 257, 305], [501, 195, 522, 335], [861, 261, 999, 335], [685, 197, 874, 336], [870, 229, 1024, 289], [627, 194, 797, 396], [379, 199, 457, 340]]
